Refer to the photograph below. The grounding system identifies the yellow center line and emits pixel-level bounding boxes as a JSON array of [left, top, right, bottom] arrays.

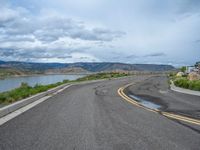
[[161, 112, 200, 124], [117, 83, 200, 126]]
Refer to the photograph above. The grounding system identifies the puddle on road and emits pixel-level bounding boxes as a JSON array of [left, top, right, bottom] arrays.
[[128, 94, 161, 110]]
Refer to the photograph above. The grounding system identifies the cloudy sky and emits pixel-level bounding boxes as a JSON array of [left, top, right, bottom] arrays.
[[0, 0, 200, 66]]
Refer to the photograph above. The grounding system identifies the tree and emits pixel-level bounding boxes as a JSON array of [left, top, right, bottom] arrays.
[[195, 61, 200, 67], [180, 66, 186, 73]]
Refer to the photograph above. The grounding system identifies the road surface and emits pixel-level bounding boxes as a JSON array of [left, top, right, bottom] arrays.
[[126, 75, 200, 120], [0, 75, 200, 150]]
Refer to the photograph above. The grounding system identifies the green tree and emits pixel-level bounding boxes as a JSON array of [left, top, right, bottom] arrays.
[[180, 66, 186, 73], [195, 61, 200, 67]]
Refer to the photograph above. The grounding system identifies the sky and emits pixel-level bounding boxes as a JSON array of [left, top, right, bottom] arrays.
[[0, 0, 200, 66]]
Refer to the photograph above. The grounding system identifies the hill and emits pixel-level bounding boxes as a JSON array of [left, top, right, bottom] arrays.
[[0, 61, 175, 77], [0, 67, 27, 78], [45, 67, 89, 74], [63, 62, 174, 72]]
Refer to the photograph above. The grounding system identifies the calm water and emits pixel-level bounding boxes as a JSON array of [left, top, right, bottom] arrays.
[[0, 74, 85, 92], [129, 94, 161, 110]]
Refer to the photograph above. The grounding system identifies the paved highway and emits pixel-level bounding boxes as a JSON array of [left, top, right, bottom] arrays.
[[126, 76, 200, 120], [0, 75, 200, 150]]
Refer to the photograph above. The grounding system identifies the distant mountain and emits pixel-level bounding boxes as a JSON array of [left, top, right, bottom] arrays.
[[131, 64, 175, 71], [0, 61, 175, 73], [64, 62, 174, 72], [67, 62, 135, 72], [45, 67, 89, 74], [0, 60, 6, 65], [0, 61, 66, 71], [0, 67, 27, 78]]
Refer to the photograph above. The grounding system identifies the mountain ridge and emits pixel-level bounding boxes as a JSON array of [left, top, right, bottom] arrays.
[[0, 60, 175, 72]]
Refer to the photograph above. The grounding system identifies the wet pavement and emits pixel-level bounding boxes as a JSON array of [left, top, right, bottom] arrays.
[[128, 94, 161, 110], [126, 75, 200, 120]]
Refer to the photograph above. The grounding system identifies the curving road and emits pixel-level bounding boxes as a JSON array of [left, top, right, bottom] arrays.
[[0, 75, 200, 150], [126, 75, 200, 120]]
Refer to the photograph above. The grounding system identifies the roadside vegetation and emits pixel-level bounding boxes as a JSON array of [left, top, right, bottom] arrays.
[[76, 72, 129, 81], [174, 78, 200, 91], [0, 72, 130, 105], [0, 80, 69, 105], [169, 72, 200, 92]]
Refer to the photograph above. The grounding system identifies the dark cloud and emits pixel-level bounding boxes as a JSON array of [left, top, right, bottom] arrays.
[[0, 35, 35, 42], [79, 56, 90, 59], [0, 48, 15, 57], [0, 48, 45, 59], [144, 52, 166, 57], [0, 45, 96, 62], [0, 0, 199, 65], [0, 7, 19, 24], [0, 4, 125, 62], [125, 54, 138, 59], [0, 8, 124, 43], [177, 0, 200, 13], [57, 56, 73, 59], [195, 40, 200, 43]]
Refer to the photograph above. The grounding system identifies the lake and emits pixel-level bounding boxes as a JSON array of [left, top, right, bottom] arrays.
[[0, 74, 85, 92]]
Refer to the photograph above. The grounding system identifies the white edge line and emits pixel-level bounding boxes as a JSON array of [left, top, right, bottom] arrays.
[[0, 85, 71, 126], [0, 77, 132, 126]]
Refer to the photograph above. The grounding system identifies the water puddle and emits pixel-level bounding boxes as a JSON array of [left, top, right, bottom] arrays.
[[128, 94, 161, 110]]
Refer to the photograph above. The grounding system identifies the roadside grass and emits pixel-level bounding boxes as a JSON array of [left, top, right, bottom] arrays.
[[0, 72, 130, 105], [174, 78, 200, 91], [76, 72, 129, 81], [0, 80, 69, 105], [168, 72, 200, 91]]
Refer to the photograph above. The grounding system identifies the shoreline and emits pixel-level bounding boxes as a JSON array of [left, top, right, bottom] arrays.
[[0, 72, 91, 80]]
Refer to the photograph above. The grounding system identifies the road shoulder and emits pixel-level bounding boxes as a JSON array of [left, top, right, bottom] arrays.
[[170, 81, 200, 97]]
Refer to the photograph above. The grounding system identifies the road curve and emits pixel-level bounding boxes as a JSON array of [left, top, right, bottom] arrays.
[[126, 76, 200, 120], [0, 76, 200, 150]]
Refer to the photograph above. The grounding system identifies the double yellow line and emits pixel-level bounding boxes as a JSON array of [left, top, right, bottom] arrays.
[[118, 84, 200, 126]]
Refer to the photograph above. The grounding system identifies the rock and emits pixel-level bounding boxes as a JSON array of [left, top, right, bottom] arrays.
[[188, 72, 200, 81], [176, 72, 184, 77]]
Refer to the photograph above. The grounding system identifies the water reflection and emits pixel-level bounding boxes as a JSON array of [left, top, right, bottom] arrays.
[[129, 94, 161, 110]]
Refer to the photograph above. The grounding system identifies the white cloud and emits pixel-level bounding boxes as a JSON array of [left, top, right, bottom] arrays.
[[0, 0, 200, 65], [0, 3, 124, 63], [0, 7, 19, 23]]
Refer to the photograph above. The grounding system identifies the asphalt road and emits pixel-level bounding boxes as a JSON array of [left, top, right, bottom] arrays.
[[126, 75, 200, 120], [0, 75, 200, 150]]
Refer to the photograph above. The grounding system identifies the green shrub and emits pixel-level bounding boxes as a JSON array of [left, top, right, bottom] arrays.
[[180, 66, 186, 73], [76, 72, 129, 81], [174, 78, 200, 91], [0, 80, 69, 105]]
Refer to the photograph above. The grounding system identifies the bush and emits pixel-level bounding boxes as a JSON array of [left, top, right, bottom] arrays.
[[0, 80, 69, 105], [180, 66, 186, 73], [76, 72, 129, 81], [174, 78, 200, 91], [169, 72, 176, 77]]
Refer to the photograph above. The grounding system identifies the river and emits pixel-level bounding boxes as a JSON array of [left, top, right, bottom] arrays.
[[0, 74, 85, 92]]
